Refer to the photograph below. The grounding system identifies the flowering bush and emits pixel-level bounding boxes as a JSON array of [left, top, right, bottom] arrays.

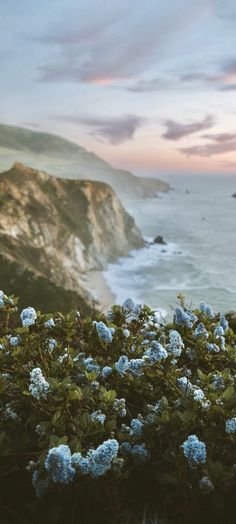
[[1, 291, 236, 523]]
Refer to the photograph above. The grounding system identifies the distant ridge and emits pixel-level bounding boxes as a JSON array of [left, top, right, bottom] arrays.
[[0, 124, 170, 200]]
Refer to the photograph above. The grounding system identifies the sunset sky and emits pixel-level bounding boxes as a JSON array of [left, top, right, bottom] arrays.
[[1, 0, 236, 175]]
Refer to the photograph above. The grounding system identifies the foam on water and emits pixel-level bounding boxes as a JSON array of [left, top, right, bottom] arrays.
[[104, 174, 236, 316]]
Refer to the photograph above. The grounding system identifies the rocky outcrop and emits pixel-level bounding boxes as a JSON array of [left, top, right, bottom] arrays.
[[0, 163, 144, 313], [153, 235, 166, 245], [0, 125, 170, 200]]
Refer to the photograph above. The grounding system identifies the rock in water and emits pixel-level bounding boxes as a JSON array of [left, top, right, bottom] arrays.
[[153, 235, 166, 245]]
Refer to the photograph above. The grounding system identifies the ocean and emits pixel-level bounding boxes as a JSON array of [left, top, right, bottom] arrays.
[[104, 174, 236, 318]]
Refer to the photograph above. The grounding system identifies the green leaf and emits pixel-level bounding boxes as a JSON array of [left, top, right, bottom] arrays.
[[50, 435, 60, 446], [197, 369, 208, 382], [68, 387, 83, 401], [52, 409, 62, 426], [223, 386, 234, 402], [102, 389, 117, 403], [58, 436, 68, 445]]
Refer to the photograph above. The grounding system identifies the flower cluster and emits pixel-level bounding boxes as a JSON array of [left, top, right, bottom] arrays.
[[144, 341, 168, 363], [45, 445, 75, 484], [225, 417, 236, 434], [95, 321, 113, 343], [91, 410, 106, 425], [29, 368, 49, 400], [72, 439, 119, 478], [113, 398, 126, 418], [44, 318, 55, 328], [20, 307, 37, 327], [1, 291, 236, 522], [199, 476, 214, 494], [174, 306, 197, 328], [167, 330, 184, 357], [182, 434, 207, 468], [199, 302, 214, 318]]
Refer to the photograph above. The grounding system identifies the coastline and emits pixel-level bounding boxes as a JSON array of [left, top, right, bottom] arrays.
[[86, 269, 117, 312]]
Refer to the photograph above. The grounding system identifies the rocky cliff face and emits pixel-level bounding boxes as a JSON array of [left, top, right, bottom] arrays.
[[0, 125, 170, 200], [0, 163, 144, 313]]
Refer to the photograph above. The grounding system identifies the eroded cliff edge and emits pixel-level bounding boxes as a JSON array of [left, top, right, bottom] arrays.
[[0, 163, 144, 313]]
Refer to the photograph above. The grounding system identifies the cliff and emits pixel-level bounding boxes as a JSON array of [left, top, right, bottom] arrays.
[[0, 163, 144, 313], [0, 125, 170, 200]]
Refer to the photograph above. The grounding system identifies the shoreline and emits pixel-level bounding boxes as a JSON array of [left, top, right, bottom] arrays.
[[86, 269, 117, 312]]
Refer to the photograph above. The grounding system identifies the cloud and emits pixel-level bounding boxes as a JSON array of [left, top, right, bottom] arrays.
[[126, 58, 236, 94], [219, 83, 236, 91], [179, 59, 236, 92], [180, 132, 236, 157], [162, 115, 215, 141], [127, 77, 169, 93], [37, 0, 208, 84], [57, 114, 145, 145]]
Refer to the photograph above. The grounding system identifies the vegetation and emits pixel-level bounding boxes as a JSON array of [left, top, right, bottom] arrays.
[[1, 291, 236, 523]]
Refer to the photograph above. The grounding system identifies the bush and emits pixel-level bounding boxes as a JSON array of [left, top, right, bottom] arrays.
[[1, 291, 236, 523]]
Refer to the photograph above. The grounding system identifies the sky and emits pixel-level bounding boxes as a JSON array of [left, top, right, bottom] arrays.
[[0, 0, 236, 176]]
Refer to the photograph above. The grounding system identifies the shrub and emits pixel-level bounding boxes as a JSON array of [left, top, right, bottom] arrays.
[[1, 291, 236, 523]]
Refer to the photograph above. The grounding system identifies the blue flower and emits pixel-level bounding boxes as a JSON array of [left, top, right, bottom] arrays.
[[45, 445, 75, 484], [131, 418, 144, 437], [131, 443, 149, 463], [225, 417, 236, 434], [192, 388, 205, 402], [32, 471, 50, 497], [206, 343, 220, 353], [75, 439, 119, 478], [144, 341, 168, 363], [71, 453, 90, 474], [211, 374, 224, 391], [29, 368, 49, 400], [214, 324, 224, 337], [199, 302, 214, 318], [44, 318, 55, 328], [174, 306, 197, 328], [182, 434, 206, 468], [122, 298, 135, 311], [83, 356, 100, 374], [129, 358, 145, 376], [122, 329, 130, 338], [96, 321, 113, 343], [83, 356, 93, 367], [113, 398, 126, 417], [91, 411, 106, 425], [120, 442, 132, 455], [47, 338, 57, 351], [178, 376, 192, 393], [91, 381, 100, 391], [9, 336, 20, 347], [102, 366, 112, 378], [205, 305, 214, 318], [86, 363, 100, 374], [115, 355, 130, 376], [199, 476, 214, 494], [178, 377, 206, 405], [0, 290, 5, 308], [20, 307, 37, 327], [167, 330, 184, 357], [194, 323, 209, 339], [220, 315, 229, 331], [219, 336, 226, 350]]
